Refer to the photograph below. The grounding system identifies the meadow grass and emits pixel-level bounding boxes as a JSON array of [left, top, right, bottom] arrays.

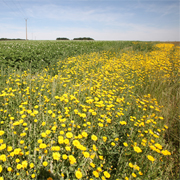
[[0, 41, 179, 180]]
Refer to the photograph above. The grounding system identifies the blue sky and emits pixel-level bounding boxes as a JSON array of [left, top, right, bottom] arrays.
[[0, 0, 179, 41]]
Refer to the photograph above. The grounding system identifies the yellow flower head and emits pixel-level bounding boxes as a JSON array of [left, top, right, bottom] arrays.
[[75, 170, 82, 179], [53, 152, 61, 161], [91, 135, 98, 141], [147, 155, 155, 162], [133, 146, 142, 153], [103, 171, 111, 178]]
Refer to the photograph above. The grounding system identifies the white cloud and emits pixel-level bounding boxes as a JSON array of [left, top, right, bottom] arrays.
[[0, 0, 179, 41], [25, 3, 133, 24]]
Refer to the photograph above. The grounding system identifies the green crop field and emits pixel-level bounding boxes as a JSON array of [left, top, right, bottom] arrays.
[[0, 40, 179, 180]]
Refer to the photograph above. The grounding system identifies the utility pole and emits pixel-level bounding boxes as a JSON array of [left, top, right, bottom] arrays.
[[25, 18, 28, 40]]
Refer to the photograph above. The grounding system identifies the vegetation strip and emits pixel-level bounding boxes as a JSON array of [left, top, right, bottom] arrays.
[[0, 42, 179, 179]]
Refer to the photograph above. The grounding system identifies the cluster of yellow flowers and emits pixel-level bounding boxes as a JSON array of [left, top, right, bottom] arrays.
[[0, 43, 178, 179]]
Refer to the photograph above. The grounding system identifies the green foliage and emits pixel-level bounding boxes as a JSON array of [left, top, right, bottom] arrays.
[[56, 37, 70, 40], [0, 38, 25, 41], [0, 41, 179, 179], [131, 41, 158, 52], [73, 37, 94, 40], [0, 40, 134, 73]]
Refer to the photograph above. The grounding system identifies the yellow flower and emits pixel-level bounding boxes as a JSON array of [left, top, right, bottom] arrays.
[[101, 176, 106, 180], [33, 110, 38, 114], [21, 114, 26, 118], [123, 142, 128, 147], [7, 167, 12, 172], [39, 143, 47, 149], [93, 144, 98, 151], [48, 110, 52, 114], [119, 121, 127, 125], [133, 165, 140, 171], [17, 164, 22, 170], [20, 140, 24, 144], [83, 152, 90, 158], [147, 155, 155, 162], [41, 132, 47, 137], [93, 171, 99, 178], [81, 113, 86, 118], [111, 142, 115, 146], [129, 162, 133, 168], [64, 139, 69, 145], [82, 131, 88, 137], [107, 118, 111, 123], [90, 162, 96, 168], [0, 154, 6, 162], [30, 163, 34, 168], [73, 140, 80, 147], [42, 122, 46, 126], [62, 154, 68, 160], [132, 173, 137, 178], [133, 146, 142, 153], [75, 170, 83, 179], [91, 135, 98, 141], [10, 117, 14, 120], [103, 136, 107, 142], [58, 136, 64, 144], [155, 143, 162, 150], [60, 131, 64, 135], [98, 123, 104, 127], [38, 139, 43, 143], [0, 165, 2, 173], [103, 171, 111, 178], [69, 155, 76, 164], [66, 132, 73, 138], [46, 130, 51, 135], [99, 155, 103, 160], [53, 152, 60, 161], [22, 160, 28, 169], [51, 146, 60, 151], [0, 144, 6, 150], [16, 158, 20, 163], [161, 150, 171, 155], [92, 111, 97, 116], [97, 167, 102, 172], [0, 131, 5, 136], [43, 161, 48, 167], [31, 174, 36, 178], [90, 153, 96, 159], [164, 125, 168, 129], [65, 146, 71, 151]]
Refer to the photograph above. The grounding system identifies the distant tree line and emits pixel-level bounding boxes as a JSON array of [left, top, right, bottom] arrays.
[[56, 37, 70, 40], [73, 37, 94, 40], [0, 38, 25, 41], [56, 37, 94, 41]]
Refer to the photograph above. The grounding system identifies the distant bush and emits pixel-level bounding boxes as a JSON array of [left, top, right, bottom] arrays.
[[56, 37, 70, 40], [73, 37, 94, 40]]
